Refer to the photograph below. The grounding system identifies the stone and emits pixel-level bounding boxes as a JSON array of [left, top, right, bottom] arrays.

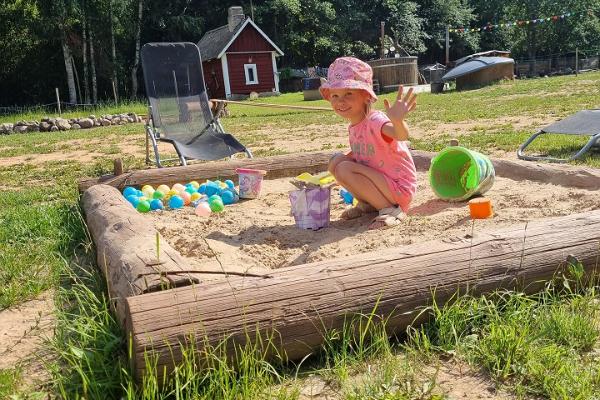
[[56, 119, 71, 131], [72, 123, 81, 129], [127, 117, 134, 123], [40, 121, 52, 132], [89, 114, 96, 119], [41, 116, 50, 122], [101, 119, 111, 126], [78, 118, 94, 129], [112, 117, 121, 124], [94, 120, 101, 126], [27, 124, 40, 132], [0, 123, 14, 134], [14, 125, 29, 133], [50, 125, 59, 132]]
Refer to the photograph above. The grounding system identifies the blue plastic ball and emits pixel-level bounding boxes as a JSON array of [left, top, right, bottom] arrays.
[[126, 195, 140, 207], [204, 182, 220, 197], [136, 190, 144, 197], [150, 199, 164, 210], [198, 184, 207, 194], [123, 186, 137, 197], [169, 195, 184, 209], [221, 190, 235, 205], [225, 179, 235, 189]]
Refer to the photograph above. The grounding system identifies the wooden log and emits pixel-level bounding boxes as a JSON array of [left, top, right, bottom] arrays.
[[126, 210, 600, 379], [78, 151, 336, 193], [82, 184, 206, 326], [79, 150, 600, 193]]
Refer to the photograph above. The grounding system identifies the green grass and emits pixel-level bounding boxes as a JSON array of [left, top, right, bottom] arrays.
[[1, 71, 600, 397], [406, 264, 600, 399], [0, 367, 22, 398]]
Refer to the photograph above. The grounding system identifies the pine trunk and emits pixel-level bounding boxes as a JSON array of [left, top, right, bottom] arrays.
[[82, 13, 90, 104], [61, 33, 77, 104], [130, 0, 143, 99], [90, 28, 98, 104], [110, 2, 119, 101]]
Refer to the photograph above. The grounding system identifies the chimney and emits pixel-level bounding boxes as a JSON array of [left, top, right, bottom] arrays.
[[228, 6, 245, 32]]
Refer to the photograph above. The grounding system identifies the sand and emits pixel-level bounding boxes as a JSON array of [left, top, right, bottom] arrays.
[[145, 172, 600, 279]]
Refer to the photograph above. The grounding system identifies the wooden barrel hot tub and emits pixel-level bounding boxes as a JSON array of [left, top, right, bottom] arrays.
[[367, 57, 418, 92]]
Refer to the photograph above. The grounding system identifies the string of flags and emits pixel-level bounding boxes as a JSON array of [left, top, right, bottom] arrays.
[[449, 11, 591, 33]]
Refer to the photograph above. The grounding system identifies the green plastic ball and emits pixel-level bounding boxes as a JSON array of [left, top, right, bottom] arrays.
[[136, 200, 151, 213]]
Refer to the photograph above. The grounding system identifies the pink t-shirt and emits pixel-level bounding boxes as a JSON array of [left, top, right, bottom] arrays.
[[348, 110, 417, 211]]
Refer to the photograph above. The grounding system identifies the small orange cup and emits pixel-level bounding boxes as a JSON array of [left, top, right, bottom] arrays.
[[469, 197, 493, 219]]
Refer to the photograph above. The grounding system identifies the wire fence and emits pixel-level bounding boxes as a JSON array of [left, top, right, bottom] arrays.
[[515, 49, 600, 77], [0, 101, 101, 116]]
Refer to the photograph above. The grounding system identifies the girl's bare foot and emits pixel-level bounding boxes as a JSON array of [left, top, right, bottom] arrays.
[[340, 202, 377, 220]]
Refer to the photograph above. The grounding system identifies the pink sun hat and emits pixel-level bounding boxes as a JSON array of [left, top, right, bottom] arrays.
[[319, 57, 378, 102]]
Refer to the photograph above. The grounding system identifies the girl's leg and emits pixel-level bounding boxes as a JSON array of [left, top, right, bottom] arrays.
[[328, 153, 354, 175], [334, 160, 396, 210]]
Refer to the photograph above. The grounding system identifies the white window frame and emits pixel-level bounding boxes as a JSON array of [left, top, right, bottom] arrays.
[[244, 63, 259, 85]]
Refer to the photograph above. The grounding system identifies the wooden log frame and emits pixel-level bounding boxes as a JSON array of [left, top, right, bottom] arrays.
[[78, 150, 600, 379], [126, 210, 600, 379], [78, 150, 600, 193]]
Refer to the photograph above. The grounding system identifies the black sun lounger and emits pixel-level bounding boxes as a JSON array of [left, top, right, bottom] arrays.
[[517, 109, 600, 163], [141, 42, 252, 167]]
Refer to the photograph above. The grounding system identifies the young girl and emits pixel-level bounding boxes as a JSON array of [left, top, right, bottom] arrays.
[[319, 57, 417, 229]]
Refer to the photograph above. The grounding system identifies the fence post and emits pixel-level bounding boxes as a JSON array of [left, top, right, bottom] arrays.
[[575, 48, 579, 76], [55, 88, 61, 116]]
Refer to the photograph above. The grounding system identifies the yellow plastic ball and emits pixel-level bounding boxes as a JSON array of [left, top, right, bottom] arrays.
[[167, 189, 179, 198], [190, 181, 200, 189], [142, 185, 154, 192], [190, 192, 202, 202], [157, 184, 170, 193]]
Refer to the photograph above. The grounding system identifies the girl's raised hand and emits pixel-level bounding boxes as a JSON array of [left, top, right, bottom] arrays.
[[383, 85, 417, 122]]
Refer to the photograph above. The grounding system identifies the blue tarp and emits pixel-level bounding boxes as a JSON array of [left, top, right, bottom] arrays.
[[442, 57, 514, 81]]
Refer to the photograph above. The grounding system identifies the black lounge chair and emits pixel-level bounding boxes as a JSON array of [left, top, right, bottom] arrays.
[[517, 109, 600, 163], [141, 42, 251, 167]]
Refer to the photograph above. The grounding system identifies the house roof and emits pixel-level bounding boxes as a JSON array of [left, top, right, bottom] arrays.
[[442, 56, 514, 81], [197, 18, 283, 61]]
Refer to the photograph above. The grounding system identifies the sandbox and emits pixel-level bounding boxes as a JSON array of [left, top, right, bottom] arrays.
[[79, 150, 600, 380], [149, 173, 600, 279]]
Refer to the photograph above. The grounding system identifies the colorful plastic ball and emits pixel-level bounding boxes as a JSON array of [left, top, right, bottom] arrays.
[[172, 183, 185, 193], [198, 184, 207, 194], [126, 194, 140, 207], [136, 200, 151, 213], [138, 196, 148, 202], [221, 190, 235, 205], [142, 187, 155, 198], [150, 199, 164, 210], [185, 186, 196, 195], [142, 185, 154, 192], [190, 192, 202, 202], [153, 190, 165, 200], [204, 182, 220, 197], [195, 202, 212, 217], [225, 179, 235, 189], [157, 184, 170, 193], [209, 198, 224, 213], [136, 190, 144, 197], [167, 189, 179, 198], [123, 186, 137, 197], [181, 192, 192, 206], [169, 195, 184, 209], [190, 181, 200, 189], [217, 181, 228, 189]]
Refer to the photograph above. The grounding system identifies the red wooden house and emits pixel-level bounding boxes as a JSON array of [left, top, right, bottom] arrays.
[[198, 6, 284, 99]]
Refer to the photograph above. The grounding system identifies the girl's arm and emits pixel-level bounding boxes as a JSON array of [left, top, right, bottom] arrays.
[[381, 86, 417, 141]]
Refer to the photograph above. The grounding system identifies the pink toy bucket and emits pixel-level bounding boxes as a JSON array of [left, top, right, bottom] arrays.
[[236, 168, 267, 199], [289, 187, 331, 230]]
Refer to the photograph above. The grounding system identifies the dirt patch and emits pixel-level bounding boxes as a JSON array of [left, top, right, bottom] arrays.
[[0, 150, 103, 167], [0, 291, 55, 388], [146, 172, 599, 278]]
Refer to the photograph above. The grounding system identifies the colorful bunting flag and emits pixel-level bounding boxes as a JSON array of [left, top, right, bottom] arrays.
[[448, 11, 590, 33]]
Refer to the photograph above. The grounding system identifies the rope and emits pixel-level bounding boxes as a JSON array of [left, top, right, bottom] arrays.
[[210, 98, 332, 112]]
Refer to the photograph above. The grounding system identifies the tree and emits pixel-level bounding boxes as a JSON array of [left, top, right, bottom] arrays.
[[381, 0, 427, 56]]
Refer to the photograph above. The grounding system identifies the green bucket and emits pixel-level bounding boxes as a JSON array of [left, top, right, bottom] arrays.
[[429, 146, 495, 201]]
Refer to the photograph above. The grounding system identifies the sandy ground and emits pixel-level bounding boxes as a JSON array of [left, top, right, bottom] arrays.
[[149, 172, 600, 277], [0, 291, 55, 388]]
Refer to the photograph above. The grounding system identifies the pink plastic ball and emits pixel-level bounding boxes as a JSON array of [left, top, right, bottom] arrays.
[[195, 202, 212, 217]]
